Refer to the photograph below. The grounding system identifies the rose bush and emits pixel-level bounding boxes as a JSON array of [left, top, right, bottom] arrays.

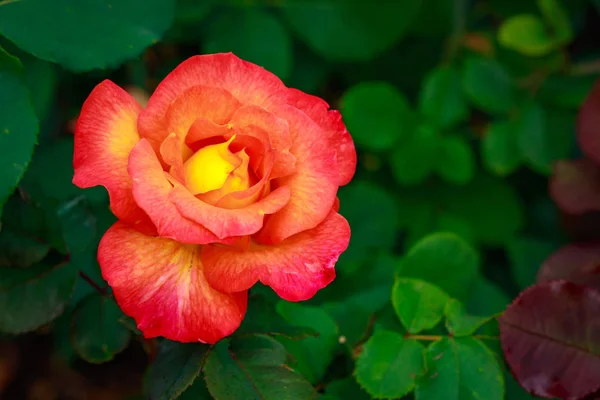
[[72, 53, 356, 344]]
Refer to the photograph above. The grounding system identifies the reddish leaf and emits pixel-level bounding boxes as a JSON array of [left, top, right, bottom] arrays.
[[578, 79, 600, 165], [500, 281, 600, 399], [550, 159, 600, 215], [537, 243, 600, 290]]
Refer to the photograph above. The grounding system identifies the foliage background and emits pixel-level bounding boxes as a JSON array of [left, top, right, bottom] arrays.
[[1, 0, 599, 399]]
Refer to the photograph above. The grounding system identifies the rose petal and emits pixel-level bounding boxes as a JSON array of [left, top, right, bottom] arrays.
[[72, 80, 155, 235], [128, 139, 224, 244], [256, 105, 339, 244], [202, 211, 350, 301], [170, 183, 290, 239], [138, 53, 285, 146], [159, 85, 241, 181], [99, 221, 247, 343], [278, 88, 356, 186]]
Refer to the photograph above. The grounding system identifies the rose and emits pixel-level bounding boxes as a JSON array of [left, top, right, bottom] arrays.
[[72, 53, 356, 343]]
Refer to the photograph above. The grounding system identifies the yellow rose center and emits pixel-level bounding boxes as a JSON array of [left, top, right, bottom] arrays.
[[182, 135, 251, 196]]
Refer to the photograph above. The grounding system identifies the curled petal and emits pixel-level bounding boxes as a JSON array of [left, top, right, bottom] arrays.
[[138, 53, 285, 145], [278, 88, 356, 186], [257, 105, 339, 244], [98, 222, 247, 343], [72, 80, 155, 235], [159, 86, 240, 180], [128, 139, 224, 244], [201, 211, 350, 301], [170, 183, 290, 239]]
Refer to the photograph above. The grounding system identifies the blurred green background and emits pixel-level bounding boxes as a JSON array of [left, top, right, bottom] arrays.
[[1, 0, 599, 398]]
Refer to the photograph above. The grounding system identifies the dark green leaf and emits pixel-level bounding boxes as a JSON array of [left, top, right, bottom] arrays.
[[280, 0, 421, 61], [0, 0, 175, 71], [178, 377, 212, 400], [392, 278, 450, 334], [204, 9, 292, 79], [57, 195, 97, 254], [355, 330, 426, 398], [415, 337, 504, 400], [0, 261, 76, 333], [276, 301, 339, 384], [145, 340, 209, 400], [438, 173, 525, 246], [538, 0, 573, 44], [435, 136, 475, 185], [506, 236, 555, 289], [204, 335, 317, 400], [390, 124, 438, 185], [324, 378, 370, 400], [341, 81, 411, 151], [418, 65, 468, 128], [462, 56, 516, 114], [237, 295, 318, 339], [71, 293, 130, 363], [0, 229, 49, 268], [466, 277, 511, 316], [338, 181, 399, 261], [0, 46, 38, 219], [397, 232, 479, 300]]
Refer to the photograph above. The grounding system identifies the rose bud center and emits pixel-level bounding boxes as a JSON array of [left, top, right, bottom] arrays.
[[182, 134, 252, 203]]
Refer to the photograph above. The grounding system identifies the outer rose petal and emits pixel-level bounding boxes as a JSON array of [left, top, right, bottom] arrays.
[[138, 53, 285, 144], [276, 88, 356, 185], [98, 222, 247, 343], [201, 212, 350, 301], [128, 139, 224, 244], [257, 105, 339, 244], [72, 80, 155, 235]]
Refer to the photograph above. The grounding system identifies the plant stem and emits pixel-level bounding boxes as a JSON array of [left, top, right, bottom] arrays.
[[78, 270, 108, 296]]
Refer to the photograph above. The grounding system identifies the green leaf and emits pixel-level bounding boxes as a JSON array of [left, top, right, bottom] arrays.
[[516, 103, 575, 174], [415, 337, 504, 400], [435, 213, 473, 244], [0, 261, 76, 333], [482, 120, 523, 176], [0, 47, 38, 219], [355, 330, 426, 399], [435, 136, 475, 185], [204, 335, 317, 400], [392, 278, 451, 334], [71, 293, 130, 363], [397, 233, 479, 300], [21, 55, 57, 123], [418, 65, 469, 128], [390, 123, 438, 185], [444, 299, 496, 337], [145, 340, 209, 400], [341, 81, 411, 151], [498, 15, 555, 56], [276, 301, 339, 384], [0, 229, 50, 268], [538, 75, 597, 109], [506, 236, 555, 289], [280, 0, 421, 61], [0, 0, 175, 71], [203, 9, 292, 80], [462, 56, 516, 114], [237, 295, 318, 339], [338, 181, 399, 261]]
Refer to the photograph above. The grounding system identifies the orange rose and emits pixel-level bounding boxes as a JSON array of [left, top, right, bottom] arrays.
[[72, 53, 356, 343]]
